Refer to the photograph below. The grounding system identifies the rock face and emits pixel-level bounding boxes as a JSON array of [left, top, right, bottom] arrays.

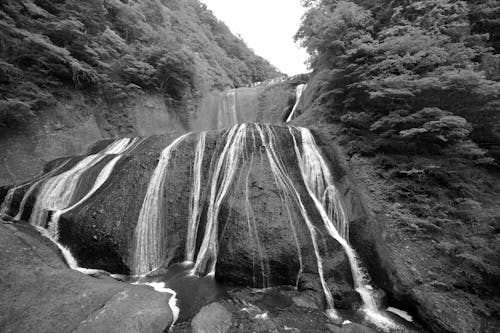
[[0, 91, 185, 186], [2, 124, 355, 311], [296, 107, 500, 333], [0, 222, 174, 333]]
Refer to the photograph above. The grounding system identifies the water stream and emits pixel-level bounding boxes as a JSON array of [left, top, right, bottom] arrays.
[[0, 84, 399, 330]]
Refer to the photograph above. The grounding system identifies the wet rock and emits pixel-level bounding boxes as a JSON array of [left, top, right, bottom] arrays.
[[191, 302, 232, 333], [73, 288, 172, 333], [311, 128, 500, 333], [292, 293, 321, 309], [7, 126, 352, 295], [257, 291, 293, 310], [331, 290, 362, 311], [0, 223, 173, 333]]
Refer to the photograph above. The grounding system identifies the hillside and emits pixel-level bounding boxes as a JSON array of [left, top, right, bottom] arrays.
[[0, 0, 281, 184], [292, 1, 500, 332]]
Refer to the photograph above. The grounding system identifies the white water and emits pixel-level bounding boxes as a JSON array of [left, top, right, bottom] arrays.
[[3, 119, 394, 328], [387, 307, 413, 322], [255, 124, 336, 316], [291, 127, 396, 327], [132, 281, 180, 329], [185, 132, 207, 263], [47, 155, 123, 239], [192, 124, 248, 276], [217, 89, 238, 129], [132, 133, 191, 275], [286, 84, 307, 123], [0, 159, 71, 218], [28, 138, 139, 233], [130, 123, 392, 324]]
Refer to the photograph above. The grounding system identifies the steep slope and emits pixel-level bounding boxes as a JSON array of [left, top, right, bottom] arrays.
[[0, 0, 281, 185], [291, 1, 500, 332]]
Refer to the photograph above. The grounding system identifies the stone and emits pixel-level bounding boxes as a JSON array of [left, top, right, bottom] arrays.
[[191, 302, 232, 333], [0, 223, 173, 333]]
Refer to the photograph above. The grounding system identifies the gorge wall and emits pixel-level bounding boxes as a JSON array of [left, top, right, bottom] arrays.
[[0, 0, 282, 185]]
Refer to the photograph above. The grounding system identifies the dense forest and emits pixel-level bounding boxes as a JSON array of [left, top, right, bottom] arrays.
[[296, 0, 500, 162], [295, 2, 500, 332], [0, 0, 281, 128]]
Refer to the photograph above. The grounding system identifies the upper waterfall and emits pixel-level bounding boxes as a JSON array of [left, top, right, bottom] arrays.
[[286, 84, 307, 123]]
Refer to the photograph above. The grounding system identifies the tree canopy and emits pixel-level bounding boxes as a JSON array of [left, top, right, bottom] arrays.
[[296, 0, 500, 162], [0, 0, 281, 127]]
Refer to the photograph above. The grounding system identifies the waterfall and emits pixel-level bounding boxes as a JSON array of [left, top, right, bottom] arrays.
[[0, 159, 71, 218], [291, 127, 348, 239], [217, 89, 238, 129], [47, 155, 123, 239], [290, 127, 395, 326], [286, 84, 307, 123], [132, 133, 191, 275], [2, 119, 390, 325], [28, 138, 140, 235], [1, 138, 141, 239], [192, 124, 248, 276], [255, 124, 336, 314], [132, 123, 386, 321], [185, 132, 207, 263]]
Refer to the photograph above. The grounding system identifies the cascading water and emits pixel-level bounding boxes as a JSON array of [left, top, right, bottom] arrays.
[[286, 84, 307, 123], [132, 133, 191, 275], [185, 132, 207, 263], [1, 137, 142, 254], [47, 155, 123, 239], [130, 123, 392, 324], [217, 89, 238, 129], [0, 159, 71, 218], [2, 83, 397, 329], [290, 127, 394, 326], [28, 137, 141, 237]]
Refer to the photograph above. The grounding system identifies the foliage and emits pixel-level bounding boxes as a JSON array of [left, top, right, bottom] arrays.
[[0, 0, 281, 127], [297, 0, 500, 161]]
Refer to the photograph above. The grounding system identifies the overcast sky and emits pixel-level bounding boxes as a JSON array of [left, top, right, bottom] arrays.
[[200, 0, 310, 76]]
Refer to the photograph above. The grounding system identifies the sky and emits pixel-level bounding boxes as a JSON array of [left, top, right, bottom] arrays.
[[200, 0, 310, 76]]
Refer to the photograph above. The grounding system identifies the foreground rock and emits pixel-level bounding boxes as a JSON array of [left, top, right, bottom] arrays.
[[0, 222, 174, 333], [191, 302, 232, 333]]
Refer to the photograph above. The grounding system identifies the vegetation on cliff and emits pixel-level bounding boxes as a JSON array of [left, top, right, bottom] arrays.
[[0, 0, 281, 127], [297, 1, 500, 331], [296, 0, 500, 162]]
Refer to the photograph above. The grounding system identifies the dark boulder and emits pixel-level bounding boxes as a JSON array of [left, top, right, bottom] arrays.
[[0, 222, 174, 333]]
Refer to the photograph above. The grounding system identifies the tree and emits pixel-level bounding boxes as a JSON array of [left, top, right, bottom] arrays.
[[297, 0, 500, 160]]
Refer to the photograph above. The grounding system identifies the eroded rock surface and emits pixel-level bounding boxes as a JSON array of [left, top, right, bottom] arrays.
[[0, 222, 174, 333]]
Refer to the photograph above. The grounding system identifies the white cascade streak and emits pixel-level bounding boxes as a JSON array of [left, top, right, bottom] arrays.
[[192, 124, 248, 276], [291, 127, 395, 326], [0, 159, 71, 218], [217, 89, 238, 129], [132, 133, 190, 275], [48, 155, 123, 239], [185, 132, 207, 262], [28, 138, 138, 234], [286, 84, 307, 123], [292, 127, 348, 239], [255, 124, 336, 316], [127, 123, 392, 327]]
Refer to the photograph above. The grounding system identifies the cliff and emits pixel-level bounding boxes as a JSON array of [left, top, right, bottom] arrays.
[[0, 0, 281, 184], [288, 1, 500, 331]]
